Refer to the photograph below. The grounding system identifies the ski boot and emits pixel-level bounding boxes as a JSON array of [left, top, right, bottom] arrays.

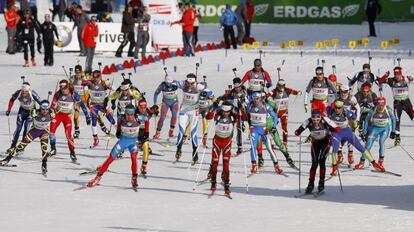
[[92, 135, 99, 147], [305, 181, 314, 194], [0, 155, 12, 166], [88, 173, 102, 187], [224, 182, 231, 196], [41, 160, 47, 175], [273, 162, 283, 174], [207, 165, 213, 180], [395, 134, 400, 146], [348, 152, 354, 165], [317, 179, 325, 192], [31, 58, 36, 66], [258, 154, 264, 168], [5, 146, 15, 155], [192, 150, 198, 164], [250, 161, 257, 174], [153, 130, 161, 140], [168, 128, 174, 138], [131, 173, 138, 189], [74, 128, 80, 139], [330, 164, 338, 176], [210, 180, 217, 193], [23, 60, 29, 67], [101, 125, 110, 135], [236, 146, 243, 155], [285, 153, 297, 169], [354, 159, 365, 169], [49, 144, 57, 157], [141, 162, 147, 175], [202, 134, 208, 146], [372, 161, 385, 172], [175, 148, 182, 161], [70, 150, 77, 162], [337, 151, 343, 165], [378, 157, 384, 166]]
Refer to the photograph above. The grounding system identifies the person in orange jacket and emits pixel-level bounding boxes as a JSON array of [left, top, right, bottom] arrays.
[[170, 2, 195, 56], [81, 16, 98, 74], [4, 5, 20, 54]]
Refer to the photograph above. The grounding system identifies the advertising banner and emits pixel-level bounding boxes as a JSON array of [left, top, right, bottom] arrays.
[[143, 0, 183, 51], [54, 22, 152, 52], [378, 0, 414, 21], [196, 0, 365, 24]]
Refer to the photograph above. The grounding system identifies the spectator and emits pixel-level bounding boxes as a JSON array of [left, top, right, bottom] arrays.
[[192, 4, 201, 46], [115, 5, 135, 57], [366, 0, 381, 37], [129, 0, 142, 20], [4, 5, 20, 54], [81, 16, 99, 74], [171, 3, 196, 56], [40, 14, 59, 66], [134, 7, 151, 59], [29, 0, 37, 20], [220, 4, 238, 49], [51, 0, 66, 22], [73, 5, 89, 56], [65, 2, 78, 22], [244, 0, 254, 38], [17, 10, 41, 67], [235, 1, 246, 45]]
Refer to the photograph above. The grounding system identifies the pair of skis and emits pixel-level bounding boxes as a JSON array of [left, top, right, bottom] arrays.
[[294, 190, 325, 198]]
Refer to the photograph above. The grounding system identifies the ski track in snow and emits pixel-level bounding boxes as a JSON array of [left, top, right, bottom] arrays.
[[0, 22, 414, 231]]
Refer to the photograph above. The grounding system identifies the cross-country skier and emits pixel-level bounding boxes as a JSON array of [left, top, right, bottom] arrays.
[[199, 89, 215, 146], [87, 105, 140, 189], [269, 78, 302, 148], [348, 63, 380, 93], [1, 100, 52, 175], [6, 82, 41, 154], [334, 85, 361, 166], [377, 66, 413, 145], [327, 73, 341, 113], [85, 70, 116, 147], [304, 66, 337, 115], [355, 83, 378, 140], [49, 79, 90, 162], [153, 75, 179, 139], [241, 59, 272, 96], [111, 79, 143, 128], [328, 99, 384, 176], [294, 110, 340, 194], [356, 97, 396, 169], [175, 73, 206, 164], [246, 92, 284, 175], [205, 100, 248, 197]]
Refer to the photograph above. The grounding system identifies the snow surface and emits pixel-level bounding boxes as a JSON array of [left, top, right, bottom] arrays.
[[0, 21, 414, 232]]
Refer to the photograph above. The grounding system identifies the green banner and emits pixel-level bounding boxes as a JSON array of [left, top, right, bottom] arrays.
[[197, 0, 365, 24], [378, 0, 414, 21]]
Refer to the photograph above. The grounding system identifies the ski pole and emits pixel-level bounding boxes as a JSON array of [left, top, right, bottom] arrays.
[[47, 91, 52, 102], [20, 76, 25, 83], [121, 73, 126, 81], [397, 57, 401, 67], [369, 56, 372, 65], [195, 63, 200, 77], [192, 142, 209, 191], [299, 135, 301, 193], [187, 125, 214, 170], [203, 75, 206, 85], [277, 67, 281, 82], [69, 68, 73, 79], [163, 67, 168, 77], [105, 76, 116, 150], [322, 59, 325, 69], [128, 72, 132, 80], [7, 116, 11, 143], [243, 142, 249, 193], [259, 50, 263, 60], [62, 66, 69, 79], [98, 62, 102, 72], [332, 65, 336, 74], [399, 144, 414, 161], [232, 68, 237, 77], [337, 161, 344, 193]]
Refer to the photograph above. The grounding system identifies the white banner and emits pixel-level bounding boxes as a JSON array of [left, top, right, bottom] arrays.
[[54, 22, 152, 52], [143, 0, 183, 52]]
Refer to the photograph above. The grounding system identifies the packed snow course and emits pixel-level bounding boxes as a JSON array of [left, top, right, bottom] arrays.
[[0, 22, 413, 231]]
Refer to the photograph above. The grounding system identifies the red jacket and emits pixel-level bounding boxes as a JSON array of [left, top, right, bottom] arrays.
[[245, 1, 254, 23], [174, 8, 195, 32], [5, 10, 20, 28], [241, 69, 272, 84], [81, 22, 99, 48]]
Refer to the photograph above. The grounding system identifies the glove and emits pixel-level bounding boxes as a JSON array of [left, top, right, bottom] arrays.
[[86, 116, 91, 125], [304, 104, 308, 113], [333, 127, 341, 133], [150, 105, 159, 116], [266, 82, 272, 89], [50, 109, 56, 118], [36, 37, 42, 54], [116, 129, 121, 139], [352, 120, 359, 130], [270, 127, 277, 134], [143, 132, 149, 142], [390, 131, 396, 139], [297, 91, 302, 96], [385, 71, 390, 77], [5, 110, 10, 116], [294, 129, 301, 136], [111, 104, 116, 111], [408, 76, 413, 82]]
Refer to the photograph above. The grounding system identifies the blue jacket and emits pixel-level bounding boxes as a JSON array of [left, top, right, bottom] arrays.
[[220, 10, 238, 27]]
